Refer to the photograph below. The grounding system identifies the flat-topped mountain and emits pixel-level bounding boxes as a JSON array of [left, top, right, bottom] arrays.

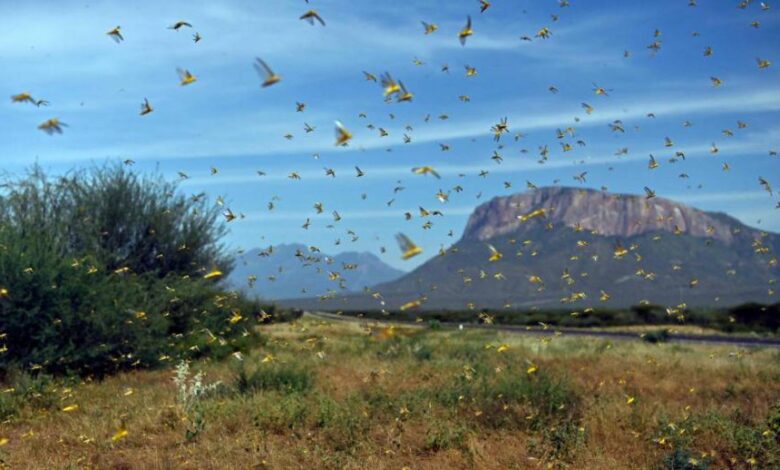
[[286, 187, 779, 310], [463, 186, 752, 245]]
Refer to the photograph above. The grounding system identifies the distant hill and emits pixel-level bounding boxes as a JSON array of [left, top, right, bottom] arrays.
[[228, 243, 404, 300], [285, 187, 779, 311]]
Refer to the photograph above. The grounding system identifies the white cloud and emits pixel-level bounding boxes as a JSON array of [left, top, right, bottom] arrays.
[[174, 134, 771, 189], [237, 205, 475, 222], [9, 83, 776, 168]]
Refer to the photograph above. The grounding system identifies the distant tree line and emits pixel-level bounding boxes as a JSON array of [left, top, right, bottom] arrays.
[[335, 303, 780, 334]]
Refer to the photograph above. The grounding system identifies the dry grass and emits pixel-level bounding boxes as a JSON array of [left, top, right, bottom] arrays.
[[1, 316, 779, 469]]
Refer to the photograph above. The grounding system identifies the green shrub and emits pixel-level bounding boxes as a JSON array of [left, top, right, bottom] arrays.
[[411, 341, 434, 361], [234, 362, 313, 395], [768, 401, 780, 438], [658, 407, 780, 468], [0, 164, 274, 377], [642, 329, 670, 344], [314, 395, 369, 451], [424, 420, 469, 451], [726, 303, 780, 333], [0, 370, 61, 420], [252, 392, 309, 433], [441, 340, 488, 362], [435, 367, 583, 458], [0, 392, 19, 422], [662, 446, 710, 470]]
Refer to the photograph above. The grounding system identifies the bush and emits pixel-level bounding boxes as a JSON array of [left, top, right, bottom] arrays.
[[662, 446, 710, 470], [411, 341, 434, 361], [726, 303, 780, 333], [252, 392, 309, 433], [0, 371, 60, 420], [0, 164, 271, 377], [424, 420, 469, 451], [435, 366, 583, 458], [56, 164, 230, 277], [657, 406, 780, 469], [314, 395, 370, 451], [234, 362, 313, 395], [0, 392, 17, 422], [768, 401, 780, 438], [642, 329, 670, 344]]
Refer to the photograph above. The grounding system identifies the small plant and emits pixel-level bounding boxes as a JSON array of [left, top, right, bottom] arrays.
[[642, 329, 670, 344], [411, 342, 434, 361], [662, 446, 709, 470], [767, 401, 780, 438], [252, 392, 309, 432], [424, 421, 469, 451], [0, 371, 59, 420], [435, 366, 583, 459], [314, 395, 370, 451], [172, 360, 222, 441], [0, 392, 18, 422], [657, 407, 780, 469], [233, 362, 313, 395]]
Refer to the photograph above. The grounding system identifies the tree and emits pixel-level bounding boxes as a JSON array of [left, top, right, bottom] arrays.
[[0, 164, 258, 377]]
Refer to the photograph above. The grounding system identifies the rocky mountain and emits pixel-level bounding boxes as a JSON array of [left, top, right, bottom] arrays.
[[228, 243, 405, 300], [287, 187, 779, 311], [463, 186, 745, 244]]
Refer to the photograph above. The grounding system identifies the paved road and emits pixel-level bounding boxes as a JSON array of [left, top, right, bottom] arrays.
[[306, 311, 780, 348]]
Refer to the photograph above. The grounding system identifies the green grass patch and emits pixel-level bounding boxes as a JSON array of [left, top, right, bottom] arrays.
[[233, 361, 314, 395]]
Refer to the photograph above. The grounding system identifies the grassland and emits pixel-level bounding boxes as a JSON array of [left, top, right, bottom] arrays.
[[1, 314, 779, 469]]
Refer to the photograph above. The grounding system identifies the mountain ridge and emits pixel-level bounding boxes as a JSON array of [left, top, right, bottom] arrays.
[[228, 243, 404, 300], [283, 187, 779, 310], [462, 186, 760, 245]]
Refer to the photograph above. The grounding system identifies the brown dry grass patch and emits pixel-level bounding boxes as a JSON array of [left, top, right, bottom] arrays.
[[1, 317, 778, 469]]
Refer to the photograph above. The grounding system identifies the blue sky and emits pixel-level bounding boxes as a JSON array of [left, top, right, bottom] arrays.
[[1, 0, 778, 270]]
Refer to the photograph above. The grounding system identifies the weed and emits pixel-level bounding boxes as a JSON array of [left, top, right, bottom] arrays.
[[0, 371, 60, 420], [0, 393, 18, 422], [411, 341, 434, 361], [657, 406, 780, 468], [434, 366, 583, 459], [252, 392, 309, 433], [424, 420, 469, 451], [314, 395, 369, 452], [662, 446, 710, 470], [642, 329, 670, 344], [233, 361, 313, 395], [173, 360, 222, 441]]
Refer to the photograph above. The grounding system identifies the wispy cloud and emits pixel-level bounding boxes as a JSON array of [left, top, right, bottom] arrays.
[[239, 205, 475, 222], [390, 88, 780, 150], [8, 84, 777, 167], [176, 134, 771, 189], [2, 0, 779, 260]]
